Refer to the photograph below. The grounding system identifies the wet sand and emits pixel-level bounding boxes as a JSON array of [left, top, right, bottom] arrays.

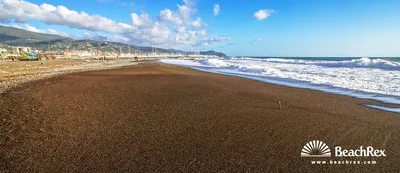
[[1, 62, 399, 172]]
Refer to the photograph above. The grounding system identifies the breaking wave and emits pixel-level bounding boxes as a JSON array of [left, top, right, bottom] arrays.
[[230, 57, 400, 71]]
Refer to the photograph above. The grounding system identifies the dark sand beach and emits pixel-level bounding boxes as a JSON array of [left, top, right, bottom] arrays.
[[1, 62, 399, 172]]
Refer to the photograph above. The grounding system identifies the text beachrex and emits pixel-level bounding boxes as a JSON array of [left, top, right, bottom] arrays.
[[301, 140, 387, 157]]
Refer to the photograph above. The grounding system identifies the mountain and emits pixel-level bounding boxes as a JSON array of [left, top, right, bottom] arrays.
[[0, 25, 71, 47], [200, 50, 227, 58], [0, 25, 227, 57]]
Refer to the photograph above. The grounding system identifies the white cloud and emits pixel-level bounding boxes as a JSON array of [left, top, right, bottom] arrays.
[[174, 29, 210, 46], [182, 0, 194, 6], [81, 32, 108, 41], [191, 17, 202, 28], [254, 9, 274, 20], [197, 29, 207, 37], [80, 32, 130, 43], [174, 25, 186, 33], [253, 38, 261, 44], [46, 29, 69, 37], [213, 4, 220, 16], [0, 0, 229, 48], [156, 0, 217, 47], [206, 35, 231, 42], [108, 35, 130, 43], [23, 24, 42, 33], [158, 0, 204, 28], [0, 0, 172, 45], [131, 13, 153, 28], [13, 23, 69, 37], [178, 3, 195, 24], [175, 30, 197, 45], [198, 35, 231, 46], [0, 0, 130, 33], [158, 9, 183, 25]]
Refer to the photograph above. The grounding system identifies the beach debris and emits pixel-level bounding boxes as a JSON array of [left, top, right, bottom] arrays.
[[279, 101, 282, 109]]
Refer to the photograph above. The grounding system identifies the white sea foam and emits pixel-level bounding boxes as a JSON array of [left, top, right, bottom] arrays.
[[161, 57, 400, 113], [231, 57, 400, 70]]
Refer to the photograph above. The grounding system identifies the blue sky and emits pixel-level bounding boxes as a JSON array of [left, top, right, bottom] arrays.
[[1, 0, 400, 57]]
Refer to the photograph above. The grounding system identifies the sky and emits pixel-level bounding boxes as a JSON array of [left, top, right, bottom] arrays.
[[0, 0, 400, 57]]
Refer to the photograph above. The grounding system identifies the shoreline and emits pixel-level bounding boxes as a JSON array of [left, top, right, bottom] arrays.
[[3, 58, 398, 114], [3, 60, 396, 112], [161, 59, 400, 114], [190, 66, 400, 114], [1, 58, 399, 115], [1, 62, 399, 172]]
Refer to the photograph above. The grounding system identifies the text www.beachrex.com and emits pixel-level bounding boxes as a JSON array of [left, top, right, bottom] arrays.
[[311, 160, 377, 165]]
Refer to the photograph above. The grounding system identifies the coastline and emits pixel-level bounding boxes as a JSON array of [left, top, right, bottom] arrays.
[[161, 58, 400, 114], [1, 62, 399, 172], [190, 66, 400, 113]]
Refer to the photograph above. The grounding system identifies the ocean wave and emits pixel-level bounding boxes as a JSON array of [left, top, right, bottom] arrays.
[[230, 57, 400, 71], [195, 58, 267, 74], [190, 58, 400, 96]]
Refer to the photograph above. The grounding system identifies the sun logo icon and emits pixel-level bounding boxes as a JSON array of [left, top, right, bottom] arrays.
[[301, 140, 331, 157]]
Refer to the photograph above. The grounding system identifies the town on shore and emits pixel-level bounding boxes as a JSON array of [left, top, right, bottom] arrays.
[[0, 45, 223, 62]]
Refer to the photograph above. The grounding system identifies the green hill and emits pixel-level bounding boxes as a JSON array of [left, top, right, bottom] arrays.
[[200, 50, 227, 57], [0, 25, 71, 47]]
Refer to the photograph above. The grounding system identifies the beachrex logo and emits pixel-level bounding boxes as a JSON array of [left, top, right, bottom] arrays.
[[335, 146, 386, 157], [301, 140, 331, 157], [301, 140, 386, 158]]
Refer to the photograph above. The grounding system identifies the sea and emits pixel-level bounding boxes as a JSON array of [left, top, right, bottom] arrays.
[[161, 57, 400, 113]]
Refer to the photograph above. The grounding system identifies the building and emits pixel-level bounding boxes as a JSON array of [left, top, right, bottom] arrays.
[[12, 47, 31, 54]]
